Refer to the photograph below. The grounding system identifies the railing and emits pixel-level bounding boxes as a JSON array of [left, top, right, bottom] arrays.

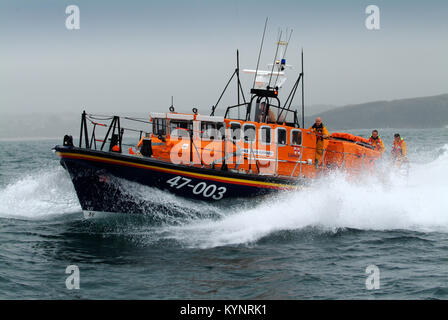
[[194, 135, 379, 178], [224, 101, 300, 127], [76, 112, 380, 179], [79, 111, 152, 152], [287, 143, 378, 178]]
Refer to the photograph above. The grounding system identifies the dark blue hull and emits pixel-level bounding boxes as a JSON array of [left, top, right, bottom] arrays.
[[55, 146, 302, 215]]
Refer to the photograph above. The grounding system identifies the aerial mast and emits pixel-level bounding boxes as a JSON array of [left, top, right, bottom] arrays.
[[301, 48, 304, 128], [252, 17, 269, 91]]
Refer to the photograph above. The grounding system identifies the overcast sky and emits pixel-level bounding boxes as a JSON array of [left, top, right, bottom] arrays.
[[1, 0, 447, 116]]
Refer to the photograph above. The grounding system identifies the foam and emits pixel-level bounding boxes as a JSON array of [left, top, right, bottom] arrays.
[[158, 144, 448, 248], [0, 167, 80, 219], [2, 145, 447, 249]]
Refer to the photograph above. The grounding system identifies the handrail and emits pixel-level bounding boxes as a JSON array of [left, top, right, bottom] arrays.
[[77, 112, 380, 178]]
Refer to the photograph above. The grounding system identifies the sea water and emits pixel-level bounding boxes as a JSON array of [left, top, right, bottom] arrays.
[[0, 128, 447, 299]]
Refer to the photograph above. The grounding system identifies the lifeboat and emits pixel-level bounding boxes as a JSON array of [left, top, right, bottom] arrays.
[[53, 34, 382, 217]]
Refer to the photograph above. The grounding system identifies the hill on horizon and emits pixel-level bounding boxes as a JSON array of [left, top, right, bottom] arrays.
[[1, 93, 447, 139], [305, 93, 448, 130]]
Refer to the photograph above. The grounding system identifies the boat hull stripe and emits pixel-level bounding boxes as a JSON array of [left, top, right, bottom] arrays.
[[57, 152, 296, 190]]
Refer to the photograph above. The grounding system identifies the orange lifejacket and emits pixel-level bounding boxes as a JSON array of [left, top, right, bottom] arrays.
[[392, 138, 405, 156], [368, 136, 384, 151], [311, 123, 327, 141]]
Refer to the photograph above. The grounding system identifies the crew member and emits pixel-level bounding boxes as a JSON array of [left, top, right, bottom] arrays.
[[368, 129, 385, 153], [308, 117, 330, 167], [391, 133, 407, 166], [258, 102, 277, 123], [135, 133, 152, 155]]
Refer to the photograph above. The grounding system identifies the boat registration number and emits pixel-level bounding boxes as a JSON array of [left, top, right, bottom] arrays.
[[166, 176, 227, 200]]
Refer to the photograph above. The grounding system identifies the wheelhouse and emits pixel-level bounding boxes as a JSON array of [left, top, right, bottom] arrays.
[[224, 88, 300, 127]]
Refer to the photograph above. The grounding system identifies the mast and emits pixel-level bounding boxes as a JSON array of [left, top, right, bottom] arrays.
[[237, 50, 240, 119], [210, 50, 246, 117], [301, 48, 304, 128], [237, 50, 240, 105], [267, 31, 282, 88], [252, 17, 268, 91]]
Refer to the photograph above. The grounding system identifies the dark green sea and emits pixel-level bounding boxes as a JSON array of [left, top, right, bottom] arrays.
[[0, 128, 447, 299]]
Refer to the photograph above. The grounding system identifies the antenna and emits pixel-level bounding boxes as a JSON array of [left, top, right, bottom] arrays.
[[210, 50, 246, 116], [237, 50, 240, 119], [277, 48, 304, 127], [237, 50, 240, 105], [272, 29, 293, 89], [301, 48, 305, 128], [169, 96, 175, 112], [236, 50, 246, 104], [282, 29, 293, 60], [252, 17, 268, 90], [267, 31, 282, 88]]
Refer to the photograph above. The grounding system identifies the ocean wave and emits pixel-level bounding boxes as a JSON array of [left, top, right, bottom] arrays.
[[2, 144, 448, 248], [0, 166, 81, 219], [154, 146, 448, 248]]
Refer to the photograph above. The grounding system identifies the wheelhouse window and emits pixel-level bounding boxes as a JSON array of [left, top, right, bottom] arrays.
[[153, 118, 166, 136], [201, 122, 224, 140], [217, 123, 226, 140], [169, 120, 191, 137], [243, 124, 256, 142], [260, 126, 271, 144], [291, 129, 302, 146], [277, 128, 287, 146], [230, 123, 241, 141]]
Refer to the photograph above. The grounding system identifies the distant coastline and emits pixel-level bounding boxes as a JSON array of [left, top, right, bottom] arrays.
[[1, 93, 447, 139], [305, 93, 448, 130]]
